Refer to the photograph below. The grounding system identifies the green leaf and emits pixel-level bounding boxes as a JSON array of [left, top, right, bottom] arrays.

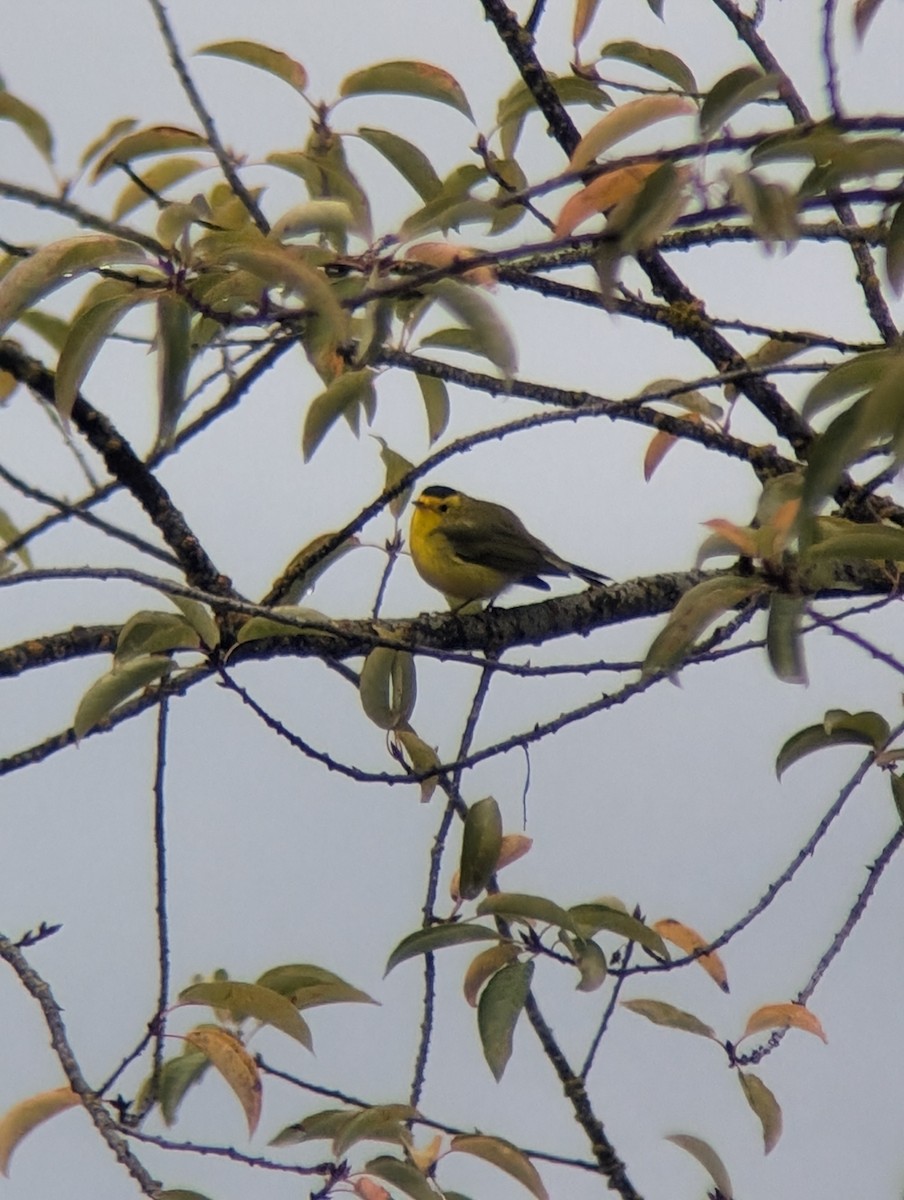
[[477, 892, 577, 934], [234, 606, 331, 645], [569, 904, 669, 958], [269, 534, 360, 605], [459, 797, 503, 901], [303, 369, 376, 461], [415, 373, 449, 443], [374, 437, 414, 519], [766, 593, 807, 685], [271, 200, 364, 244], [699, 66, 779, 138], [800, 398, 883, 518], [621, 998, 716, 1039], [886, 201, 904, 296], [168, 595, 220, 650], [18, 309, 70, 353], [802, 349, 892, 420], [738, 1071, 783, 1154], [197, 39, 308, 94], [55, 290, 151, 420], [359, 647, 417, 731], [269, 1108, 355, 1146], [111, 156, 205, 221], [255, 963, 376, 1009], [115, 611, 200, 664], [643, 576, 763, 674], [0, 91, 53, 161], [607, 160, 688, 253], [776, 710, 888, 778], [340, 61, 473, 120], [0, 236, 151, 338], [478, 959, 533, 1080], [155, 1046, 210, 1126], [177, 981, 313, 1049], [366, 1157, 435, 1200], [157, 1191, 214, 1200], [599, 41, 697, 93], [156, 294, 193, 446], [79, 117, 139, 170], [450, 1135, 549, 1200], [357, 127, 442, 202], [803, 524, 904, 565], [569, 94, 694, 170], [890, 773, 904, 823], [332, 1104, 419, 1158], [228, 244, 347, 346], [92, 124, 209, 180], [665, 1134, 733, 1200], [73, 655, 173, 740], [424, 279, 517, 378], [385, 924, 502, 974], [393, 725, 442, 804], [730, 172, 799, 247]]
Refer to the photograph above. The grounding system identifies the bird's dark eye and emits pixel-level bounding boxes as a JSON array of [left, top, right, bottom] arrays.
[[438, 503, 448, 513]]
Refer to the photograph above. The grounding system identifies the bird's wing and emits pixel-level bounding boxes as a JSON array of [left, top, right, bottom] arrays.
[[441, 504, 568, 577]]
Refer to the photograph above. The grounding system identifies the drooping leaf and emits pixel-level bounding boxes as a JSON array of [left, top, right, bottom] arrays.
[[450, 1135, 549, 1200], [0, 1088, 79, 1176], [404, 241, 496, 288], [699, 66, 780, 138], [622, 998, 717, 1039], [177, 981, 313, 1049], [854, 0, 887, 38], [340, 61, 473, 120], [152, 1045, 210, 1125], [415, 373, 450, 443], [357, 127, 442, 201], [0, 236, 150, 338], [801, 348, 892, 420], [740, 1002, 827, 1044], [555, 162, 661, 237], [269, 533, 360, 605], [497, 73, 612, 158], [605, 160, 688, 253], [423, 278, 517, 378], [665, 1134, 733, 1200], [365, 1156, 436, 1200], [270, 1108, 357, 1146], [803, 524, 904, 566], [766, 592, 807, 686], [477, 892, 577, 934], [156, 294, 193, 446], [183, 1027, 262, 1135], [197, 39, 308, 94], [359, 647, 417, 731], [391, 724, 441, 803], [303, 369, 377, 461], [886, 201, 904, 295], [599, 40, 697, 93], [572, 937, 608, 992], [730, 171, 799, 248], [0, 91, 54, 161], [55, 289, 153, 420], [459, 796, 503, 901], [573, 0, 603, 50], [738, 1072, 783, 1154], [478, 959, 533, 1080], [73, 655, 173, 740], [373, 437, 414, 519], [234, 606, 331, 645], [168, 595, 221, 650], [111, 156, 205, 220], [271, 200, 364, 244], [776, 710, 888, 778], [643, 576, 763, 675], [79, 116, 139, 170], [385, 924, 502, 974]]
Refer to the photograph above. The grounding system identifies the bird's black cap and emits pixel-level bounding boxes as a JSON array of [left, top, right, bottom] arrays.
[[420, 485, 457, 499]]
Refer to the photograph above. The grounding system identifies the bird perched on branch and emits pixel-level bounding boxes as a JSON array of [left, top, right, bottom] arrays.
[[409, 485, 609, 608]]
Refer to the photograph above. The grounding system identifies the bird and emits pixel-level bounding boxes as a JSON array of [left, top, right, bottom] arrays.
[[409, 485, 609, 607]]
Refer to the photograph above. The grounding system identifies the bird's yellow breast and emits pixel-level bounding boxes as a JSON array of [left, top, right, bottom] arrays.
[[409, 502, 511, 603]]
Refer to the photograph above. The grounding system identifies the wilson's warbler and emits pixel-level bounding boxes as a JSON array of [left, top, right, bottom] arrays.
[[409, 485, 609, 607]]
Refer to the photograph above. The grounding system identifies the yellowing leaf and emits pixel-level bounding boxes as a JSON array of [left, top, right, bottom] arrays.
[[355, 1177, 392, 1200], [652, 918, 728, 991], [738, 1072, 783, 1154], [643, 427, 679, 480], [0, 91, 53, 161], [357, 127, 442, 202], [451, 1134, 549, 1200], [854, 0, 886, 38], [404, 242, 496, 287], [555, 162, 661, 237], [183, 1027, 262, 1135], [0, 1088, 79, 1176], [496, 833, 532, 871], [415, 374, 450, 444], [599, 40, 698, 93], [340, 61, 473, 121], [568, 95, 694, 170], [55, 289, 153, 420], [701, 519, 758, 558], [391, 725, 441, 803], [740, 1002, 827, 1044], [462, 943, 521, 1007], [303, 369, 377, 461], [573, 0, 603, 50], [197, 39, 308, 94]]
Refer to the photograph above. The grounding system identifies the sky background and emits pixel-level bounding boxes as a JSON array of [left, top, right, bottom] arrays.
[[2, 2, 904, 1199]]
